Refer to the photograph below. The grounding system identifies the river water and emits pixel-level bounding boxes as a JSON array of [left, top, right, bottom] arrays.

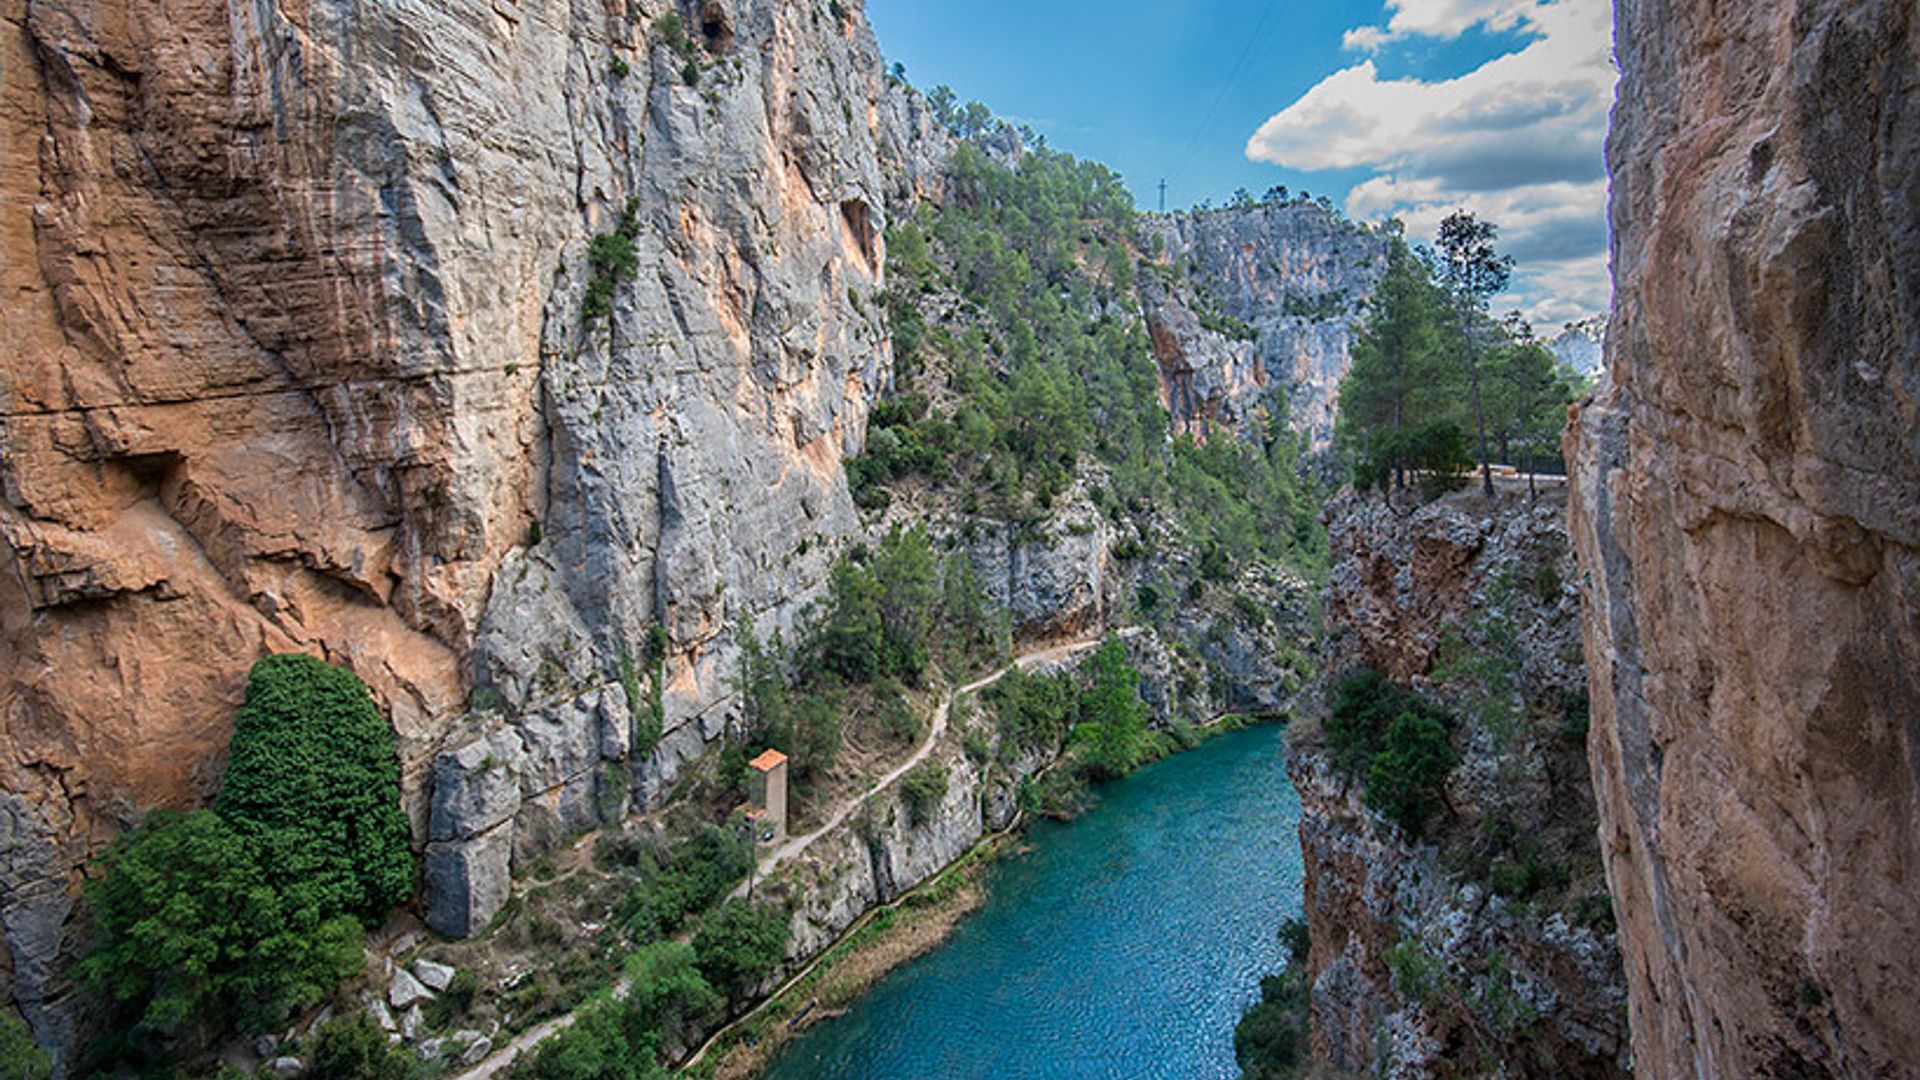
[[762, 723, 1305, 1080]]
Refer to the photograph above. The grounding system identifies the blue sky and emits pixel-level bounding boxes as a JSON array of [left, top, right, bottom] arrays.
[[865, 0, 1615, 327]]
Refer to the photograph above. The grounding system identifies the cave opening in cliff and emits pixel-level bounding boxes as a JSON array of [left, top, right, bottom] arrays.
[[700, 2, 733, 53], [841, 198, 878, 276]]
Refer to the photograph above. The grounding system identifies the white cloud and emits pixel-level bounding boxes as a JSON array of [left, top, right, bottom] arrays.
[[1246, 0, 1615, 324]]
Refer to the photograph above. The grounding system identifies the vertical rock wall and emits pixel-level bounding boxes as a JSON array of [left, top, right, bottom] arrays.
[[1141, 204, 1390, 449], [1293, 490, 1626, 1077], [1568, 0, 1920, 1074], [0, 0, 909, 1047]]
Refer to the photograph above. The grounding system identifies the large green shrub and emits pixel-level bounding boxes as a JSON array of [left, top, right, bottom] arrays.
[[900, 761, 950, 827], [1078, 637, 1149, 778], [76, 810, 363, 1034], [1326, 669, 1459, 837], [1233, 971, 1309, 1079], [620, 826, 752, 941], [1364, 712, 1459, 836], [217, 653, 414, 922]]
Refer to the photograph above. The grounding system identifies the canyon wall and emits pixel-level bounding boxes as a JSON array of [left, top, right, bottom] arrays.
[[0, 0, 912, 1046], [1567, 0, 1920, 1074], [1141, 204, 1389, 449], [1290, 489, 1626, 1077]]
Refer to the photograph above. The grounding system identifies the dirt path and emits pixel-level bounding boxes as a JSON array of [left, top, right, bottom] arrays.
[[452, 637, 1104, 1080], [743, 636, 1102, 889]]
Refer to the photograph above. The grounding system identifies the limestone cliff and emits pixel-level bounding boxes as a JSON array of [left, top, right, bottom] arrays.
[[1, 0, 908, 1046], [1141, 203, 1390, 449], [1285, 489, 1626, 1078], [1567, 0, 1920, 1074]]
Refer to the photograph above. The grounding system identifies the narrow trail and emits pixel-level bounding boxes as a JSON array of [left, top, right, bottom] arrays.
[[452, 636, 1104, 1080]]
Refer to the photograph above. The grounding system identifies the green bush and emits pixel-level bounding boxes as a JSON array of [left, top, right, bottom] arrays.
[[1325, 669, 1458, 837], [583, 200, 641, 321], [1277, 916, 1310, 966], [621, 826, 752, 941], [1077, 637, 1149, 778], [77, 809, 363, 1034], [217, 653, 414, 923], [1364, 711, 1458, 836], [622, 940, 721, 1051], [308, 1013, 416, 1080], [514, 999, 666, 1080], [900, 761, 950, 826], [986, 667, 1076, 752], [692, 900, 789, 1001], [0, 1010, 51, 1080]]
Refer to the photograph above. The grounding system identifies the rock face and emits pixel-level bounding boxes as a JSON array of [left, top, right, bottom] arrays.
[[1141, 203, 1390, 448], [0, 0, 917, 1048], [1567, 1, 1920, 1074], [1292, 489, 1627, 1077], [1548, 316, 1606, 380]]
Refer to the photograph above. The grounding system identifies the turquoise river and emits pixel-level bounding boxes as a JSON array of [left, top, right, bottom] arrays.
[[762, 722, 1305, 1080]]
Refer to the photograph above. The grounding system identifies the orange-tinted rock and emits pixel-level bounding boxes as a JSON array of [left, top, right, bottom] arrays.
[[1567, 1, 1920, 1073]]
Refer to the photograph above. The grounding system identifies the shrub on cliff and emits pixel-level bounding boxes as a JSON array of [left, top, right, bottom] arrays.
[[1326, 669, 1459, 836], [1077, 636, 1150, 778], [1365, 711, 1459, 837], [1233, 970, 1309, 1078], [306, 1013, 417, 1080], [217, 653, 414, 922], [901, 761, 950, 826], [79, 655, 411, 1050]]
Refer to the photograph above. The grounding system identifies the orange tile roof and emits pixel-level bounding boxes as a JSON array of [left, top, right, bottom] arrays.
[[748, 748, 788, 772]]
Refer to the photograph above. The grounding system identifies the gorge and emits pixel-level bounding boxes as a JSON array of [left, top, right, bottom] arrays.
[[3, 0, 1917, 1078]]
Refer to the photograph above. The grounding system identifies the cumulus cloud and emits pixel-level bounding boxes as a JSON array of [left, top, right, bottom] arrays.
[[1246, 0, 1615, 326]]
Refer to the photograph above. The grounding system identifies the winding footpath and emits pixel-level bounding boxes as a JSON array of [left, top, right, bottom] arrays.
[[453, 637, 1104, 1080]]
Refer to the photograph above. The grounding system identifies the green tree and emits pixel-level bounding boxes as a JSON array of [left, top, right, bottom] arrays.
[[1079, 637, 1149, 778], [871, 526, 939, 681], [216, 653, 414, 924], [76, 810, 363, 1034], [900, 761, 950, 826], [621, 940, 721, 1051], [1337, 237, 1457, 488], [1434, 211, 1515, 497], [692, 900, 789, 1001], [818, 558, 885, 683]]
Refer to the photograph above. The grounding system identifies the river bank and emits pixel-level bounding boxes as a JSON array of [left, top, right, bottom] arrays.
[[756, 723, 1304, 1080]]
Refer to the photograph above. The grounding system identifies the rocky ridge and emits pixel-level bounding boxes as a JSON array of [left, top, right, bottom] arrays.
[[1567, 0, 1920, 1073], [1287, 488, 1627, 1077], [1141, 203, 1391, 450]]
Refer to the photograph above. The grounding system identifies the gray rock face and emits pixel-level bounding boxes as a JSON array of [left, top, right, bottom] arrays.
[[388, 966, 434, 1011], [1141, 203, 1391, 449], [0, 795, 72, 1065], [963, 500, 1114, 640], [1291, 488, 1626, 1076], [424, 826, 514, 940]]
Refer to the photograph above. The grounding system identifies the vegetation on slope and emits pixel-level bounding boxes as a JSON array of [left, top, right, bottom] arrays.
[[76, 655, 411, 1066], [855, 141, 1327, 579]]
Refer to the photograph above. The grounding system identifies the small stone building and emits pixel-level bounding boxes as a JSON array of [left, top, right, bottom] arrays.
[[747, 748, 788, 843]]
